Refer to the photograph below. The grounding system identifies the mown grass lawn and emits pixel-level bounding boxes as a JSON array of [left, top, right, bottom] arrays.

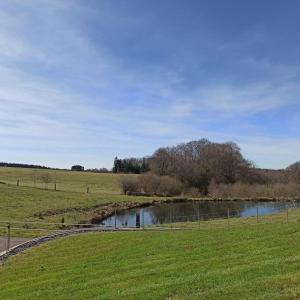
[[0, 221, 299, 299]]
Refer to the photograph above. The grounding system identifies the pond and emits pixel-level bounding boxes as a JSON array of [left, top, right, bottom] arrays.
[[102, 200, 300, 227]]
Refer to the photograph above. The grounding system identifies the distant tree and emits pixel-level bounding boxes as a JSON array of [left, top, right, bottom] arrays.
[[120, 172, 183, 196], [113, 157, 122, 173], [119, 176, 139, 194], [156, 175, 182, 196], [138, 172, 161, 193], [113, 139, 300, 197], [71, 165, 84, 172], [149, 139, 252, 195], [287, 162, 300, 183], [113, 157, 149, 174], [0, 162, 50, 169], [85, 168, 110, 173]]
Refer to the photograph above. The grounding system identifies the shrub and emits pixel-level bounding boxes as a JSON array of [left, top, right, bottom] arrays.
[[120, 173, 184, 196], [138, 172, 161, 194], [119, 176, 140, 195], [185, 187, 201, 198], [157, 176, 182, 196], [208, 181, 300, 198]]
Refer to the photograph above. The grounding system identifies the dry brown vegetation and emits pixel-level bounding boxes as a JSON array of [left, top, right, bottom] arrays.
[[120, 172, 182, 196], [208, 181, 300, 198], [119, 139, 300, 198]]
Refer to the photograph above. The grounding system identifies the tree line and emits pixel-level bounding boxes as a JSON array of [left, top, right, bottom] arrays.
[[0, 162, 51, 169], [116, 139, 300, 197], [113, 157, 150, 174], [0, 162, 110, 173]]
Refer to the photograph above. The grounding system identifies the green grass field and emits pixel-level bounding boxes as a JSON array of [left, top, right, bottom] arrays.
[[1, 167, 300, 299], [0, 167, 123, 194], [0, 167, 154, 229], [0, 220, 299, 299]]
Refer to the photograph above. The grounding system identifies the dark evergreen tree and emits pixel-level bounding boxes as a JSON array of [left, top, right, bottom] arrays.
[[71, 165, 84, 171], [112, 157, 122, 173]]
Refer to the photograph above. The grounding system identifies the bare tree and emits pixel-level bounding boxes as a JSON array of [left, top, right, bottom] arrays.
[[156, 176, 182, 196], [287, 162, 300, 184], [119, 176, 139, 195], [149, 139, 252, 195], [138, 172, 161, 194]]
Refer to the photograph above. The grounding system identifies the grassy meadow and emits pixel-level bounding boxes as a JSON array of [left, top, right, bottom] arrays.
[[1, 167, 300, 299], [0, 220, 300, 299], [0, 167, 299, 236], [0, 167, 154, 235], [0, 167, 127, 194]]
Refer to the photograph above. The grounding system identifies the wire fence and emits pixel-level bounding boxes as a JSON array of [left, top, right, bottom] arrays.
[[1, 179, 106, 194], [102, 201, 300, 228], [1, 204, 299, 255]]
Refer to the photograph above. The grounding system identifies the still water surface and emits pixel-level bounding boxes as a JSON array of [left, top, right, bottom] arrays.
[[103, 200, 300, 227]]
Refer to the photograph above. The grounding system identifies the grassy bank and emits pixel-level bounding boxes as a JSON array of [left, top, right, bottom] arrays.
[[0, 167, 155, 227], [0, 167, 299, 238], [0, 167, 129, 194], [0, 220, 299, 299]]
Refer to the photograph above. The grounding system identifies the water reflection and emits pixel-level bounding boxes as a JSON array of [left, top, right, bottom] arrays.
[[103, 200, 299, 227]]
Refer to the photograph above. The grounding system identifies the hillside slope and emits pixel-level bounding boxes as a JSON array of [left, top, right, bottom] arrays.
[[0, 222, 299, 299]]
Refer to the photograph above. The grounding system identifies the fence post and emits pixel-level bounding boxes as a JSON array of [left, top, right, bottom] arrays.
[[227, 208, 230, 227], [17, 179, 19, 187], [136, 213, 140, 228], [197, 202, 200, 229], [7, 223, 11, 252], [256, 207, 259, 223], [286, 208, 289, 223], [54, 183, 57, 191], [142, 210, 145, 229], [114, 208, 117, 229]]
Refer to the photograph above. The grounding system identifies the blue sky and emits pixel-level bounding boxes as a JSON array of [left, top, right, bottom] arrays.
[[0, 0, 300, 169]]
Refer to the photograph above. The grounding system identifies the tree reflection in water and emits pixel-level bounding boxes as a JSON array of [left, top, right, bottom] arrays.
[[103, 200, 299, 227]]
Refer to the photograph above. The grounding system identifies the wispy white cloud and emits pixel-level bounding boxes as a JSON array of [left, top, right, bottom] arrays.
[[239, 137, 300, 169], [198, 80, 299, 114], [0, 1, 299, 169]]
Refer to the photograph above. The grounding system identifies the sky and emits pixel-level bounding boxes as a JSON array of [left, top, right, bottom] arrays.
[[0, 0, 300, 169]]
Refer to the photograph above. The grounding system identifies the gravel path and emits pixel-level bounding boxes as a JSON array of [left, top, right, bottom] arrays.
[[0, 237, 30, 253]]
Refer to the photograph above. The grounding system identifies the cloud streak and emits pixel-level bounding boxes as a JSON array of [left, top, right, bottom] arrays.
[[0, 1, 299, 169]]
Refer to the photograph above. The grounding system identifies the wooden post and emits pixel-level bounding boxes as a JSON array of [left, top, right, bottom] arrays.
[[227, 208, 230, 227], [136, 213, 140, 228], [142, 210, 145, 229], [7, 223, 11, 252], [17, 179, 19, 187], [286, 208, 289, 223], [114, 208, 117, 229], [54, 183, 57, 191], [198, 204, 201, 229], [256, 207, 259, 223]]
